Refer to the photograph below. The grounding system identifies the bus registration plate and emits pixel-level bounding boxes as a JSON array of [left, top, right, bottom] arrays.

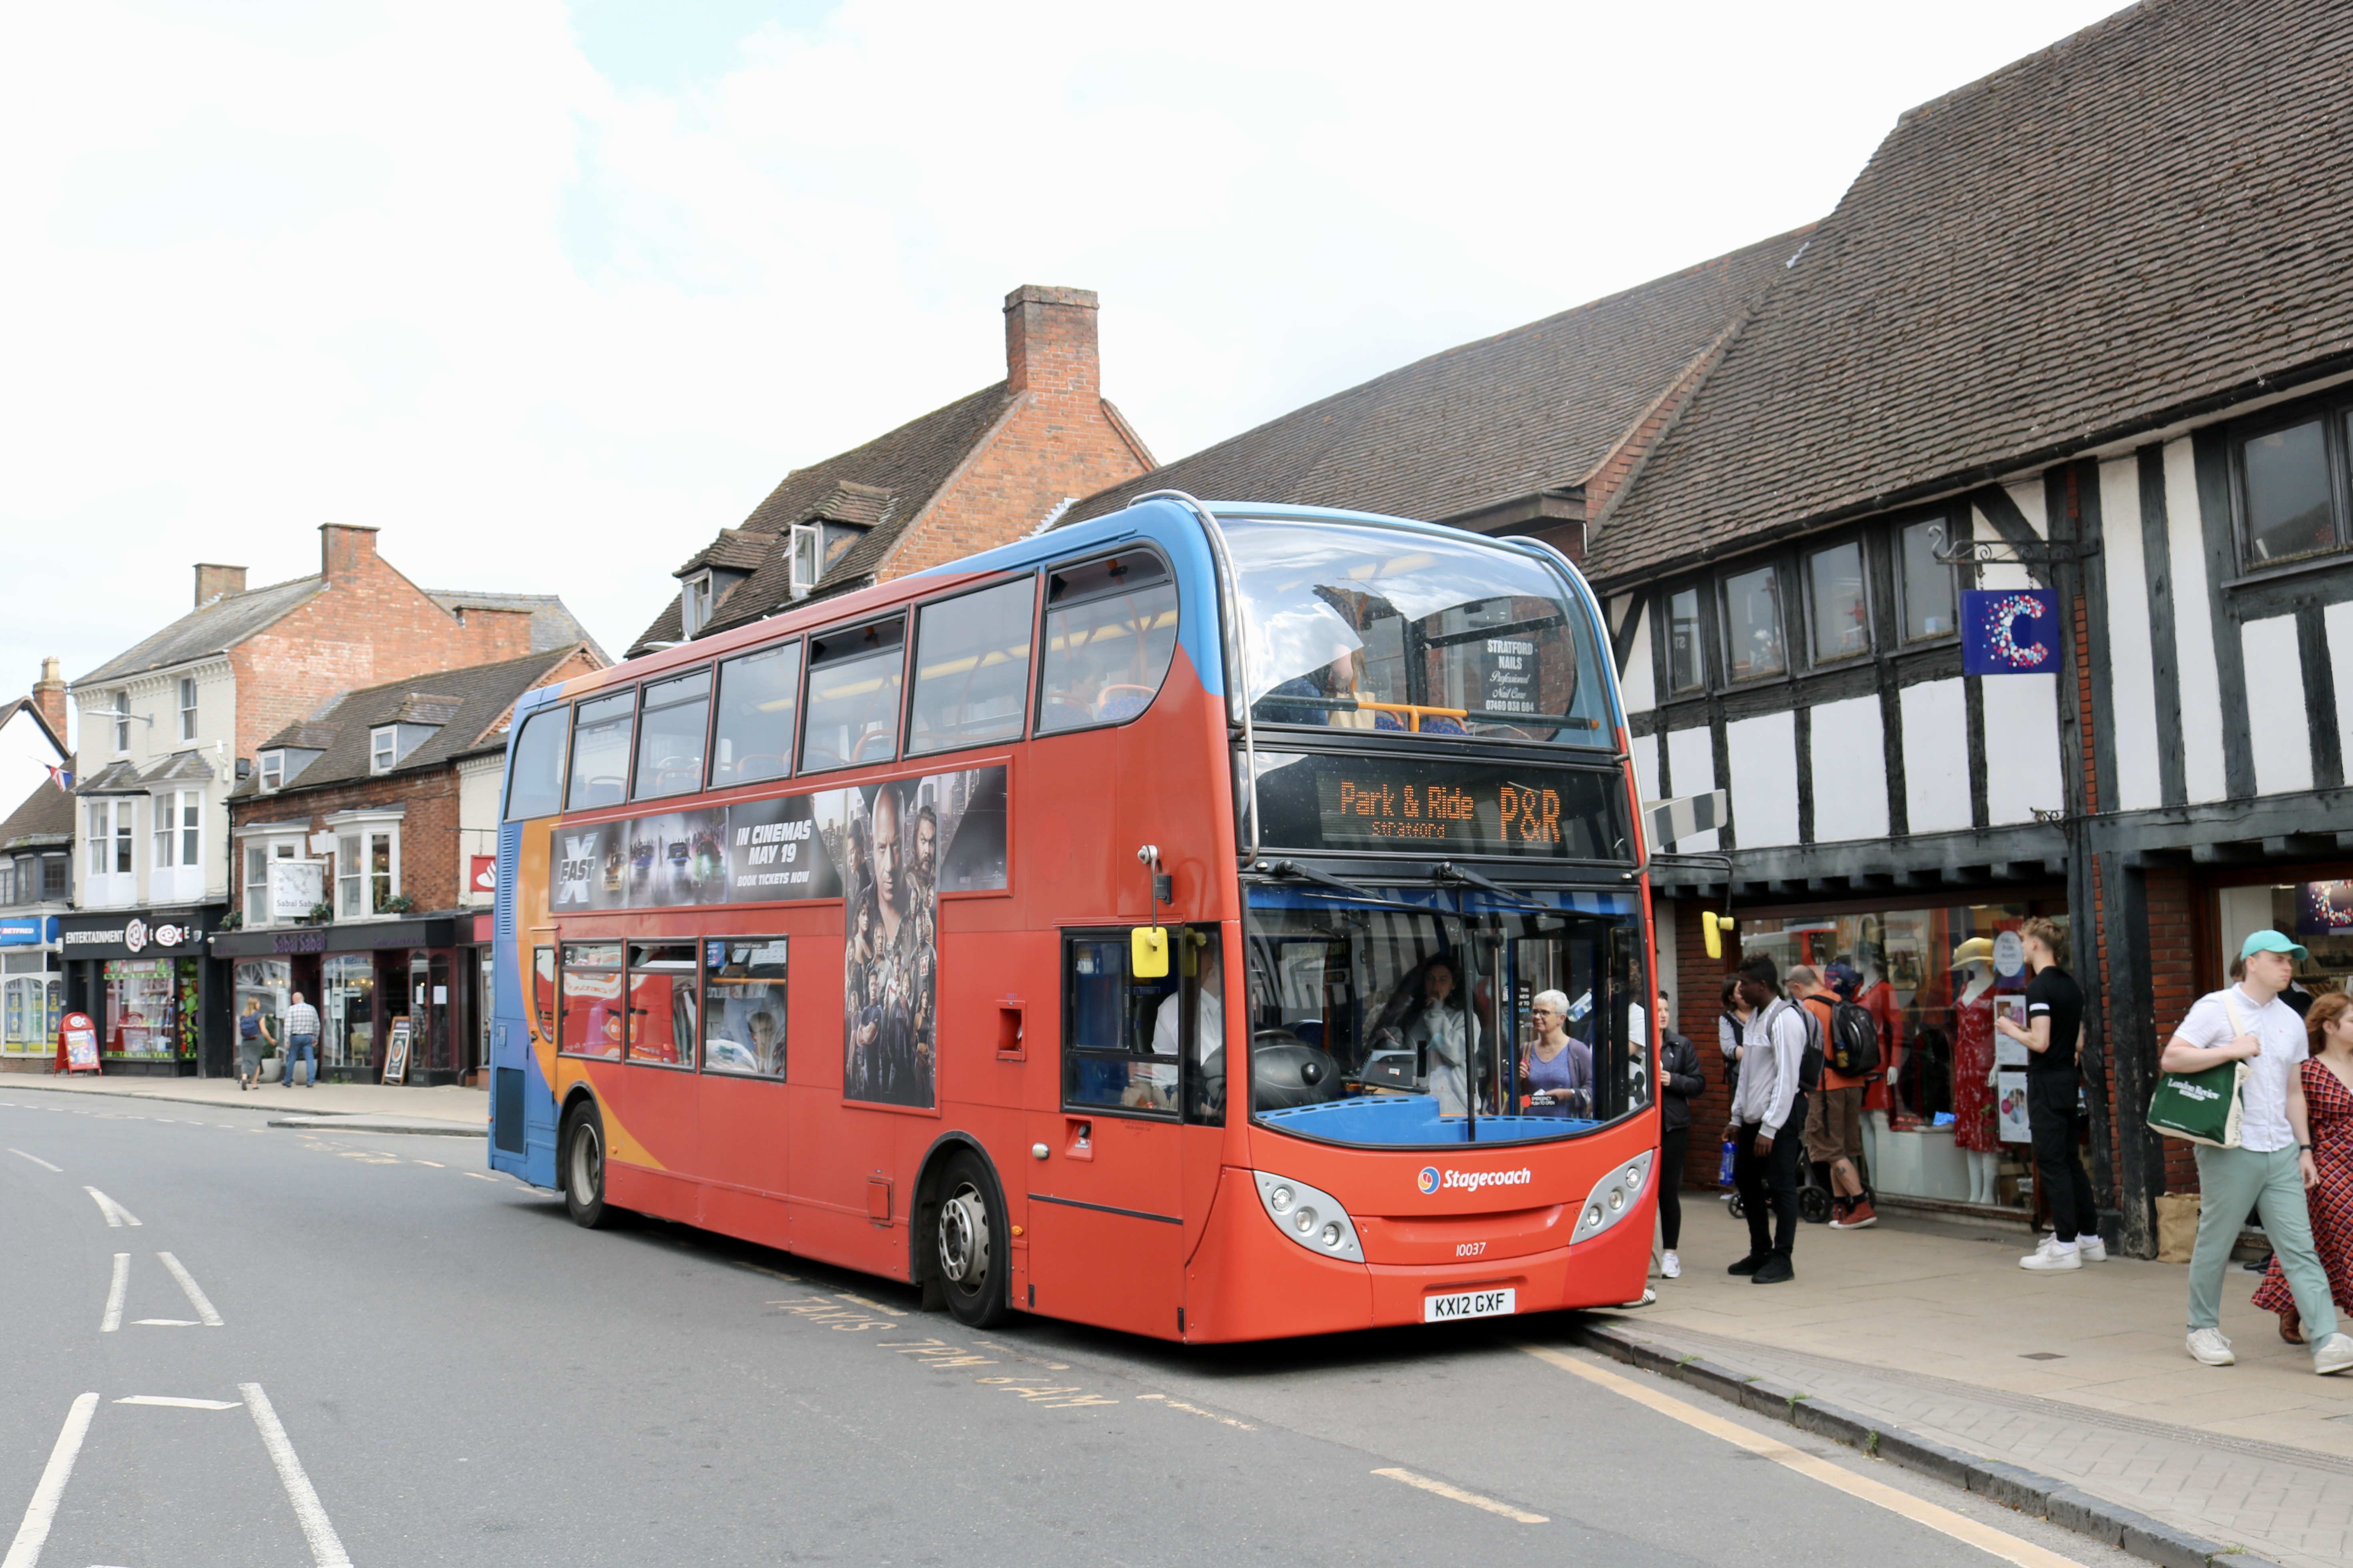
[[1423, 1287, 1515, 1323]]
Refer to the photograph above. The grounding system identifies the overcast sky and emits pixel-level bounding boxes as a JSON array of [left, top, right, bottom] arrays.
[[2, 0, 2129, 745]]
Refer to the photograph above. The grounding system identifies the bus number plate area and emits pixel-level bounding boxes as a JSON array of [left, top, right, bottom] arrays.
[[1423, 1287, 1516, 1323]]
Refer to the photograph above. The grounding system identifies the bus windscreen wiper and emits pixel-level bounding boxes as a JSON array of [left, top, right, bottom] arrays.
[[1432, 861, 1546, 909], [1264, 860, 1432, 914]]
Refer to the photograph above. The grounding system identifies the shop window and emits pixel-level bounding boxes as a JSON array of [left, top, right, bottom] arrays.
[[1061, 932, 1182, 1116], [800, 617, 906, 773], [560, 942, 625, 1058], [502, 705, 568, 821], [626, 943, 697, 1065], [702, 937, 787, 1077], [1806, 541, 1869, 662], [1898, 517, 1958, 641], [336, 827, 398, 918], [103, 958, 188, 1058], [2217, 881, 2353, 994], [2237, 415, 2343, 568], [322, 953, 376, 1069], [178, 677, 198, 741], [567, 690, 634, 810], [710, 642, 800, 788], [908, 578, 1036, 756], [1666, 587, 1703, 693], [1720, 565, 1786, 681], [1036, 554, 1180, 735], [633, 668, 711, 801]]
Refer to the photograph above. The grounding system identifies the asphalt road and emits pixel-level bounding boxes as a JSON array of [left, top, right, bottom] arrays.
[[0, 1087, 2140, 1568]]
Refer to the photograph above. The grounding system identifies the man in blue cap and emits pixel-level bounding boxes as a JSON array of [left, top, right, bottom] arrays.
[[2161, 930, 2353, 1374]]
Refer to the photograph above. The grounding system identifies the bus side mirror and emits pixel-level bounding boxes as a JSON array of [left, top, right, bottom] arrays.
[[1132, 926, 1170, 979], [1701, 912, 1736, 961]]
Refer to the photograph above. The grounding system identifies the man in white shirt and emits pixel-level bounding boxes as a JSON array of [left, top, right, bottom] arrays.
[[2162, 930, 2353, 1375], [1725, 953, 1809, 1284]]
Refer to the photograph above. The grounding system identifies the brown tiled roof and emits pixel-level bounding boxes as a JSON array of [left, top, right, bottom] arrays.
[[424, 591, 611, 663], [674, 529, 772, 577], [1587, 0, 2353, 584], [630, 384, 1016, 654], [0, 779, 74, 848], [1066, 229, 1810, 528], [74, 574, 324, 687]]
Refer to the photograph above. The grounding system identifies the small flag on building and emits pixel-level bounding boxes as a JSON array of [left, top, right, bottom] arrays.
[[45, 763, 73, 791]]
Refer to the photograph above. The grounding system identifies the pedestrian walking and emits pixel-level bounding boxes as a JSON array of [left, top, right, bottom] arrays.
[[1791, 964, 1875, 1229], [236, 997, 276, 1091], [1727, 952, 1809, 1284], [2163, 931, 2353, 1374], [1656, 996, 1705, 1280], [2253, 992, 2353, 1343], [1718, 973, 1749, 1094], [281, 991, 322, 1088], [2000, 918, 2104, 1271]]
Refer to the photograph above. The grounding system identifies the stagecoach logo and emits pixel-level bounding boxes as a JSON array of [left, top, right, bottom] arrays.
[[556, 834, 598, 908], [1420, 1167, 1535, 1195]]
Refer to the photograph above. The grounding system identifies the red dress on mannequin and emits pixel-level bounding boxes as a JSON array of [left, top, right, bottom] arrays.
[[1951, 981, 1997, 1155]]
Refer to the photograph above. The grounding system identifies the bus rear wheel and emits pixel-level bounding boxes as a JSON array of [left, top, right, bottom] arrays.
[[932, 1151, 1010, 1328], [562, 1103, 614, 1229]]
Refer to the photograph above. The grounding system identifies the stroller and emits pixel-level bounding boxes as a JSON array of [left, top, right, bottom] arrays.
[[1724, 1144, 1871, 1226]]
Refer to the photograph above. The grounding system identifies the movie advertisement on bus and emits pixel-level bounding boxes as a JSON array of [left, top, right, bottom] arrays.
[[552, 809, 733, 912], [822, 766, 1008, 1109]]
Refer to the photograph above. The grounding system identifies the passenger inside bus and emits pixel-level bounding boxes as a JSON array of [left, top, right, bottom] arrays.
[[1040, 652, 1104, 730], [1257, 638, 1375, 728], [1520, 989, 1593, 1117]]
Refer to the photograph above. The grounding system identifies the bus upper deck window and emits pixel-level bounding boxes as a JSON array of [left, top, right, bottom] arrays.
[[566, 690, 634, 810], [632, 668, 711, 801], [712, 642, 801, 787], [505, 705, 568, 821], [1037, 553, 1178, 735], [908, 577, 1036, 755], [801, 617, 906, 774]]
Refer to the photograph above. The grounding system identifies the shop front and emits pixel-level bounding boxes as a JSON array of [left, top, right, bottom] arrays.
[[211, 916, 470, 1085], [59, 909, 226, 1076], [2205, 871, 2353, 999], [2, 915, 64, 1071], [1736, 888, 2074, 1218]]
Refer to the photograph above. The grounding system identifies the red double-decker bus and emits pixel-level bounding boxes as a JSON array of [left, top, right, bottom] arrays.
[[487, 492, 1658, 1340]]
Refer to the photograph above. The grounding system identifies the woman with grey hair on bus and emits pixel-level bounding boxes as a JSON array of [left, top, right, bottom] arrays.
[[1522, 989, 1594, 1118]]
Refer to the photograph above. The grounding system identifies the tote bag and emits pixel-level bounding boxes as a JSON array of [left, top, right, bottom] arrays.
[[2145, 993, 2250, 1148]]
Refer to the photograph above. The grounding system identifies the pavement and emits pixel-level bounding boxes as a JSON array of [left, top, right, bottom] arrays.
[[0, 1071, 487, 1131], [0, 1084, 2144, 1568], [1595, 1192, 2353, 1568]]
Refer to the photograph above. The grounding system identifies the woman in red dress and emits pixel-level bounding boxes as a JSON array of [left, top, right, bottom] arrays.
[[2256, 992, 2353, 1342]]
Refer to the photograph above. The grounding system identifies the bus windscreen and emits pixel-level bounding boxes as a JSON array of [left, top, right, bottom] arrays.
[[1223, 519, 1609, 744]]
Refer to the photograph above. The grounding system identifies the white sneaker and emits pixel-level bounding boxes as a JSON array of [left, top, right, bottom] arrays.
[[2075, 1235, 2108, 1262], [2186, 1328, 2236, 1366], [2315, 1333, 2353, 1376], [2021, 1238, 2082, 1271], [1661, 1250, 1681, 1279]]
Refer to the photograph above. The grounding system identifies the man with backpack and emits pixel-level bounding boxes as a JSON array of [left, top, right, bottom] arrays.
[[1795, 963, 1877, 1229], [1727, 952, 1811, 1284]]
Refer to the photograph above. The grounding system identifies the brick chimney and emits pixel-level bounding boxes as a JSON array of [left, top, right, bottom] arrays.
[[31, 657, 67, 742], [194, 563, 247, 605], [1003, 285, 1100, 399], [320, 523, 379, 585]]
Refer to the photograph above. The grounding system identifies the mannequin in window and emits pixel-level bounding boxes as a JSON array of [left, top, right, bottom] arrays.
[[1949, 936, 2001, 1204], [1855, 938, 1907, 1121]]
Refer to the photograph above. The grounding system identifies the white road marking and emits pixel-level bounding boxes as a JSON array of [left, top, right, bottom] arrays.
[[156, 1252, 224, 1326], [2, 1390, 98, 1568], [7, 1149, 61, 1173], [100, 1254, 128, 1333], [1372, 1466, 1547, 1524], [240, 1384, 353, 1568], [114, 1396, 241, 1410], [413, 1160, 444, 1168], [132, 1320, 198, 1328], [82, 1188, 140, 1228], [1135, 1393, 1256, 1430], [1513, 1342, 2088, 1568]]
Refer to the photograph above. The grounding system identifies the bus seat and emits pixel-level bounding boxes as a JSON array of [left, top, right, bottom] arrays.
[[1095, 684, 1153, 723], [732, 754, 786, 782], [1373, 710, 1407, 731], [1420, 715, 1469, 736]]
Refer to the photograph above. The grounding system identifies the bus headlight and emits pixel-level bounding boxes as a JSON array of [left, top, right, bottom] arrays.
[[1253, 1171, 1363, 1263], [1571, 1150, 1654, 1246]]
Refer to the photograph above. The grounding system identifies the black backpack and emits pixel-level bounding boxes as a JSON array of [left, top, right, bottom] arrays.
[[1827, 997, 1881, 1078]]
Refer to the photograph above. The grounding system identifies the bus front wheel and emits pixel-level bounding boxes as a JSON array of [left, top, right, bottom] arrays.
[[933, 1151, 1011, 1328], [562, 1103, 613, 1229]]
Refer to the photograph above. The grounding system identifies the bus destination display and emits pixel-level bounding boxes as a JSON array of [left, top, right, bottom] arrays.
[[1250, 750, 1627, 861]]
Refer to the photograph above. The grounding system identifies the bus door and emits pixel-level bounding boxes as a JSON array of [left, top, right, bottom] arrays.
[[492, 925, 560, 1186], [1025, 928, 1197, 1338]]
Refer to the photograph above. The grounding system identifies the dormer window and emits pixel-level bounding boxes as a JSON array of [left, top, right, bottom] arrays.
[[370, 727, 397, 774], [259, 751, 285, 791], [789, 524, 822, 599], [682, 570, 716, 637]]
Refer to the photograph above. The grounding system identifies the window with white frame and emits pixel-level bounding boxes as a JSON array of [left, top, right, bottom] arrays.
[[370, 728, 397, 775], [337, 825, 398, 917], [789, 525, 821, 598], [259, 751, 284, 791], [178, 677, 198, 741], [242, 837, 306, 924], [113, 695, 130, 754], [86, 799, 135, 877], [682, 571, 715, 637], [152, 789, 202, 870]]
